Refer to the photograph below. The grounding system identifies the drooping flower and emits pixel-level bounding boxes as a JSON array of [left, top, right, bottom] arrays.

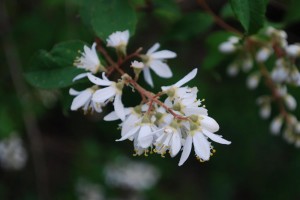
[[69, 86, 103, 114], [73, 43, 104, 81], [87, 73, 126, 120], [178, 116, 231, 166], [116, 115, 158, 149], [141, 43, 177, 87]]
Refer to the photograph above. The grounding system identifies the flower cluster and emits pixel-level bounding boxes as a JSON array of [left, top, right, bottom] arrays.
[[69, 30, 231, 165], [219, 26, 300, 146]]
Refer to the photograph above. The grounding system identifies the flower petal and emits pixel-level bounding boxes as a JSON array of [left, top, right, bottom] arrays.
[[113, 94, 125, 121], [149, 60, 172, 78], [138, 125, 153, 148], [201, 115, 220, 132], [178, 135, 192, 166], [183, 107, 208, 116], [116, 126, 140, 141], [170, 133, 181, 157], [151, 50, 177, 59], [87, 73, 112, 86], [147, 43, 160, 55], [104, 108, 131, 121], [202, 129, 231, 145], [193, 132, 210, 161], [174, 68, 198, 87], [143, 67, 154, 87], [92, 87, 115, 103], [69, 88, 80, 96], [71, 89, 92, 110], [73, 73, 88, 82]]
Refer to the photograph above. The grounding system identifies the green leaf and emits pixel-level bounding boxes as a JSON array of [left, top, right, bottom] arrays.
[[26, 40, 87, 89], [81, 0, 137, 39], [202, 31, 234, 70], [166, 12, 213, 41], [220, 3, 235, 19], [50, 40, 87, 66], [25, 67, 84, 89], [230, 0, 267, 35]]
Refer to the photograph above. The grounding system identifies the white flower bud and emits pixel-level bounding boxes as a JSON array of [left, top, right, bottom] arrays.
[[285, 44, 300, 57], [271, 65, 288, 83], [228, 36, 239, 43], [256, 47, 272, 62], [265, 27, 276, 36], [131, 60, 144, 69], [270, 116, 283, 135], [227, 63, 239, 76], [246, 72, 260, 89], [284, 94, 297, 110], [219, 42, 236, 53]]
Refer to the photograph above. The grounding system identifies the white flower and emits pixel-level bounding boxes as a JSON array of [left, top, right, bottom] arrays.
[[106, 30, 130, 49], [141, 43, 177, 87], [161, 68, 198, 96], [256, 47, 272, 62], [256, 96, 271, 119], [270, 115, 283, 135], [73, 43, 103, 81], [179, 116, 229, 165], [178, 116, 231, 166], [271, 59, 288, 83], [69, 86, 103, 113], [131, 60, 144, 69], [87, 73, 125, 120], [154, 126, 182, 157], [116, 116, 158, 149], [242, 56, 253, 72]]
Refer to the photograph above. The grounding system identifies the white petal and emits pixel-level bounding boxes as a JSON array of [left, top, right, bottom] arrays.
[[71, 89, 92, 110], [113, 94, 125, 121], [138, 125, 153, 148], [69, 88, 80, 96], [92, 102, 102, 113], [73, 73, 88, 82], [202, 129, 231, 145], [92, 87, 116, 103], [149, 60, 172, 78], [121, 115, 139, 137], [284, 94, 297, 110], [178, 135, 192, 166], [104, 108, 131, 121], [174, 68, 198, 87], [201, 115, 220, 132], [184, 107, 208, 116], [87, 73, 112, 86], [143, 67, 154, 87], [193, 132, 210, 161], [147, 43, 160, 55], [116, 126, 140, 141], [170, 133, 181, 157], [151, 50, 177, 59]]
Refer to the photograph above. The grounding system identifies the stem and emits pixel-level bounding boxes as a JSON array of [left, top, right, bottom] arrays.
[[196, 0, 243, 36]]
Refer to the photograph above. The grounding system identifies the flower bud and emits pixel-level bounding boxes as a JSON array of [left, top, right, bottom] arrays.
[[219, 42, 236, 53], [270, 115, 283, 135], [284, 94, 297, 111], [256, 47, 272, 62], [227, 63, 239, 77]]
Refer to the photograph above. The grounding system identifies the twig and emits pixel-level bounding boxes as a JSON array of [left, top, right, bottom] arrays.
[[196, 0, 243, 36]]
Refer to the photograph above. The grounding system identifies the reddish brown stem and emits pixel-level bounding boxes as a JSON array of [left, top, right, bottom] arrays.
[[196, 0, 242, 36]]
